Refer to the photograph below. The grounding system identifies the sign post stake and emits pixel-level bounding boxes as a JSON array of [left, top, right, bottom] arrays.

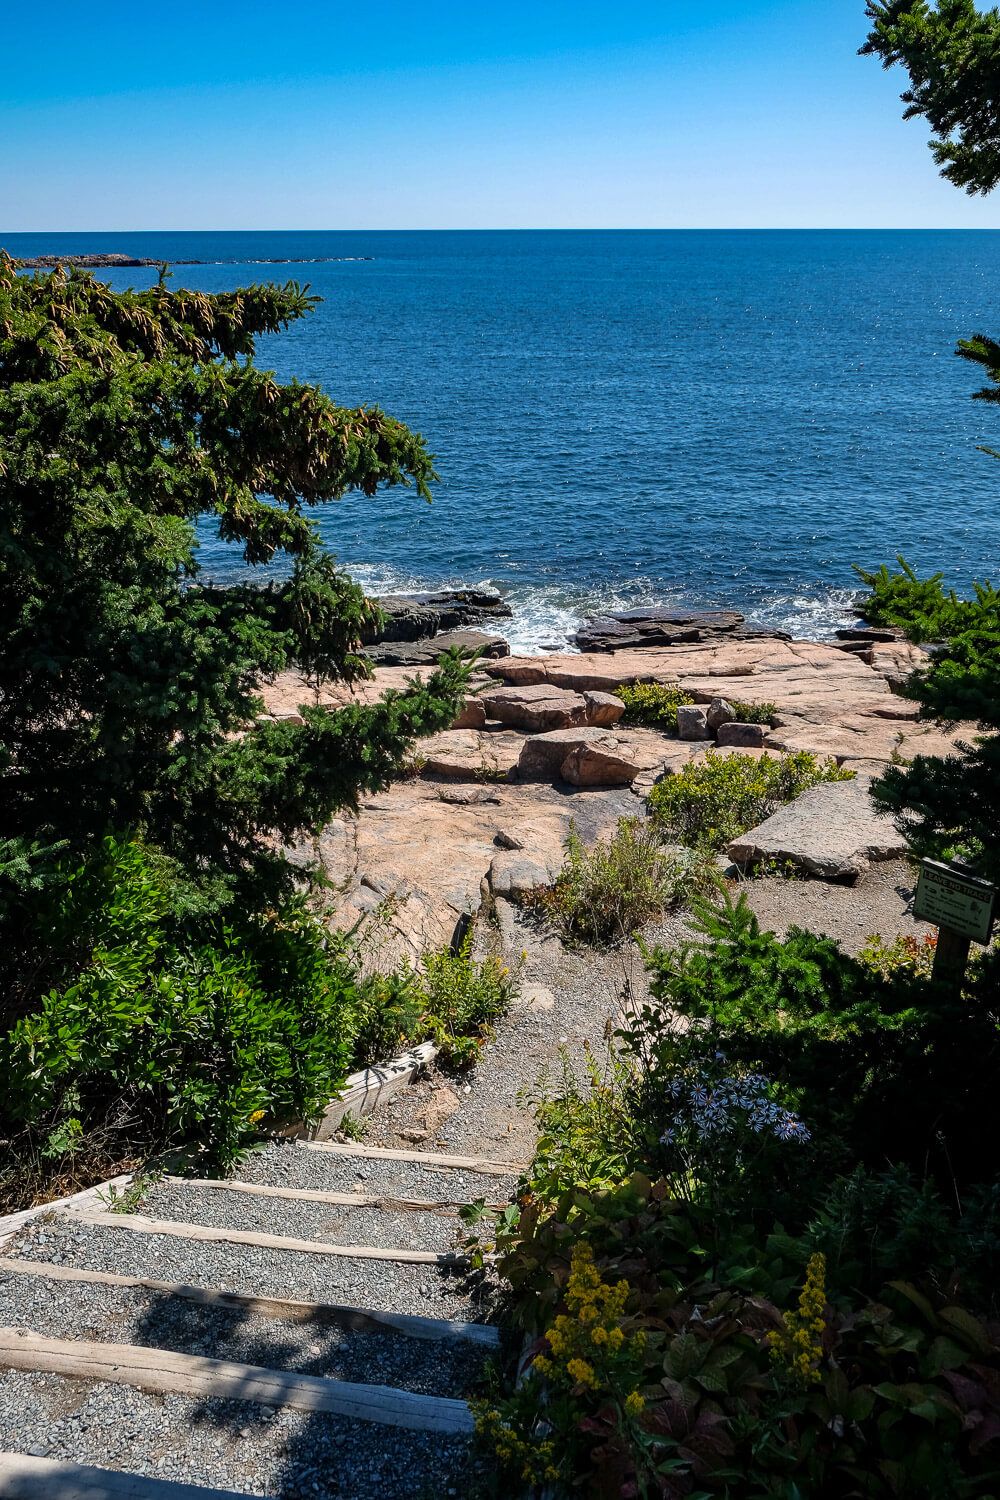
[[930, 925, 973, 995], [912, 858, 996, 998]]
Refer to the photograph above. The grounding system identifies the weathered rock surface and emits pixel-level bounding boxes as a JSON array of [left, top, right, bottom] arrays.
[[309, 780, 635, 969], [480, 683, 625, 733], [418, 727, 523, 781], [517, 727, 630, 781], [481, 683, 590, 733], [677, 704, 711, 741], [363, 588, 512, 645], [705, 697, 735, 733], [366, 629, 510, 666], [717, 721, 766, 748], [574, 607, 786, 652], [584, 690, 626, 726], [561, 740, 641, 787], [727, 776, 909, 879]]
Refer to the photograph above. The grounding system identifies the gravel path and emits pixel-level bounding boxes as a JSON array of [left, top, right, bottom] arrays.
[[8, 1220, 497, 1324], [138, 1183, 463, 1255], [0, 1369, 480, 1499], [741, 856, 930, 954], [233, 1143, 517, 1204], [365, 898, 692, 1164], [0, 1265, 488, 1398]]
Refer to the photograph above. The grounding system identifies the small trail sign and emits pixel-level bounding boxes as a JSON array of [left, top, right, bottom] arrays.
[[913, 859, 996, 946]]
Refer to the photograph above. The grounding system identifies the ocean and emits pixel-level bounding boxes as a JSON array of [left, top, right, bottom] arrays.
[[6, 229, 999, 652]]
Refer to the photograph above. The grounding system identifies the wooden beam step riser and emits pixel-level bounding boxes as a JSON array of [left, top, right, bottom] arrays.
[[0, 1257, 499, 1347], [68, 1210, 466, 1266], [0, 1327, 475, 1435], [293, 1140, 524, 1174], [0, 1450, 257, 1499], [161, 1176, 471, 1213]]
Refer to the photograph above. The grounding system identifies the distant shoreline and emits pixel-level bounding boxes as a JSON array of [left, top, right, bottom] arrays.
[[7, 252, 374, 269]]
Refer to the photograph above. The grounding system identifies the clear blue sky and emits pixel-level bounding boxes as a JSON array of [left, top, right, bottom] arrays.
[[4, 0, 998, 229]]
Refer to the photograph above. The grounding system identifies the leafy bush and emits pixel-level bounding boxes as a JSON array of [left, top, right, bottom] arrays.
[[858, 930, 937, 980], [419, 929, 519, 1067], [525, 819, 714, 946], [0, 838, 358, 1189], [648, 749, 853, 851], [616, 681, 694, 730], [348, 970, 426, 1070], [478, 1166, 1000, 1499], [646, 893, 999, 1194], [729, 698, 777, 725]]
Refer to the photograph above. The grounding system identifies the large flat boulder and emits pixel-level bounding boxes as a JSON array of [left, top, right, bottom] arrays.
[[481, 682, 590, 732], [367, 629, 509, 666], [575, 607, 749, 652], [727, 776, 909, 879], [517, 727, 628, 781], [418, 727, 523, 781], [362, 588, 512, 645]]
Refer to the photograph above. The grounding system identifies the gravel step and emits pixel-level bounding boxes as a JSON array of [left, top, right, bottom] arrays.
[[67, 1211, 462, 1267], [0, 1368, 480, 1498], [0, 1327, 474, 1435], [0, 1450, 260, 1499], [134, 1183, 461, 1255], [8, 1220, 496, 1324], [232, 1142, 518, 1204], [0, 1264, 492, 1399]]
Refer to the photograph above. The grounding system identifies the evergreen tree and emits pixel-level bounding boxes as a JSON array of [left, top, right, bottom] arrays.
[[859, 5, 1000, 893], [0, 260, 470, 981]]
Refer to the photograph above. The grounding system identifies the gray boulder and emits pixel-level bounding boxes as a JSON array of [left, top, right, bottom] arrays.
[[727, 776, 909, 879], [706, 697, 736, 733], [677, 704, 711, 741], [716, 721, 766, 748]]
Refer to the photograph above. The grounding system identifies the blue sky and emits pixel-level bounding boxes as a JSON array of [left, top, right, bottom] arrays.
[[3, 0, 999, 229]]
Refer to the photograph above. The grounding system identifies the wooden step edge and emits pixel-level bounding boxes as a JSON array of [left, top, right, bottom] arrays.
[[0, 1327, 475, 1436], [161, 1176, 469, 1213], [0, 1175, 133, 1249], [274, 1041, 440, 1142], [293, 1139, 526, 1175], [68, 1209, 467, 1266], [0, 1450, 260, 1499], [0, 1257, 500, 1347]]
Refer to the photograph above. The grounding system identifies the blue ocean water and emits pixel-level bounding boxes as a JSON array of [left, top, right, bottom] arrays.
[[6, 229, 999, 651]]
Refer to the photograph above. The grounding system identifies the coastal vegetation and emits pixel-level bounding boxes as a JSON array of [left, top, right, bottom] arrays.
[[471, 9, 1000, 1491], [648, 750, 852, 852], [0, 258, 475, 1205]]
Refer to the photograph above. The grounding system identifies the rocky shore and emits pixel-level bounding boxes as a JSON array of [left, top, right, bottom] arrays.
[[262, 602, 969, 971]]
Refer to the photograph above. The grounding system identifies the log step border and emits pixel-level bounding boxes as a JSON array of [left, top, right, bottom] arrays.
[[0, 1327, 475, 1435], [0, 1256, 499, 1346]]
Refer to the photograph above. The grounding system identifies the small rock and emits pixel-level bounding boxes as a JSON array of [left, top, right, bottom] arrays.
[[716, 720, 766, 748], [677, 704, 711, 741], [583, 690, 625, 726], [706, 697, 735, 732]]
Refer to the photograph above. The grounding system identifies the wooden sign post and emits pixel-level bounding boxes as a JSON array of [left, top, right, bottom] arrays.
[[912, 858, 996, 993]]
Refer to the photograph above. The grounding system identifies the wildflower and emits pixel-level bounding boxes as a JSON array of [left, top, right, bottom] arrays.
[[624, 1390, 645, 1416], [769, 1253, 826, 1388], [248, 1109, 266, 1124], [567, 1357, 598, 1388]]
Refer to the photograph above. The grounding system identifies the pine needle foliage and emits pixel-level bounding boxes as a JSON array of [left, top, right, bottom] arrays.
[[0, 259, 472, 979]]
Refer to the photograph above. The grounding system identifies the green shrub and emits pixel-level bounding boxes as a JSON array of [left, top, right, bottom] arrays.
[[349, 970, 426, 1069], [615, 681, 694, 730], [648, 749, 853, 851], [526, 819, 714, 946], [645, 893, 999, 1192], [0, 838, 357, 1183], [420, 929, 519, 1067], [729, 698, 777, 724], [858, 930, 938, 980]]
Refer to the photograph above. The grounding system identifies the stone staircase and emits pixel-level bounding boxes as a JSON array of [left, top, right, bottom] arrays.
[[0, 1141, 521, 1499]]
